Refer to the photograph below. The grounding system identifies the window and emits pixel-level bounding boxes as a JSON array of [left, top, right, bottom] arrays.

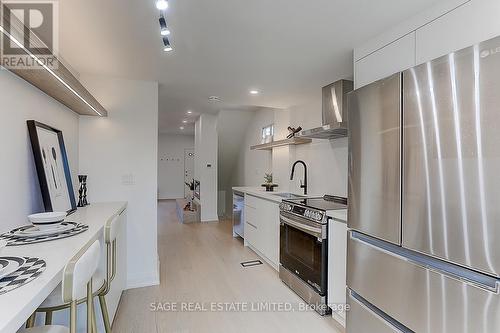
[[261, 124, 274, 143]]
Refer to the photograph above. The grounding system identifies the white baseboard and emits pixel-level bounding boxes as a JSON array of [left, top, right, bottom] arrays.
[[126, 255, 160, 289], [201, 215, 220, 223]]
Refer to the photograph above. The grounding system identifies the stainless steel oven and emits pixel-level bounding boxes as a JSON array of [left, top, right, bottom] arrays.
[[279, 200, 331, 315]]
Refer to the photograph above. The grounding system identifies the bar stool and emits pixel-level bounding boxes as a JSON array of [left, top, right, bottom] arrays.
[[20, 240, 101, 333], [97, 213, 121, 332], [34, 213, 120, 332]]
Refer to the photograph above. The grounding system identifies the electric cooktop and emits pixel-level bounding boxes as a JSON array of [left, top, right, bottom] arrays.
[[285, 195, 347, 212]]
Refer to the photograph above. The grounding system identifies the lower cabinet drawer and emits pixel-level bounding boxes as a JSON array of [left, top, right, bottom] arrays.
[[245, 195, 258, 209], [347, 231, 500, 333], [347, 291, 403, 333], [245, 221, 257, 246]]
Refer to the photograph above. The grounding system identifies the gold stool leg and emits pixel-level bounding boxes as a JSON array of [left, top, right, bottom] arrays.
[[91, 298, 97, 333], [87, 279, 93, 333], [26, 312, 36, 328], [99, 294, 112, 333], [45, 311, 53, 325], [70, 301, 77, 333]]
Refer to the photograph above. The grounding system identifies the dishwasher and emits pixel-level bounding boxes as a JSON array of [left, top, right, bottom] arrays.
[[232, 191, 244, 238]]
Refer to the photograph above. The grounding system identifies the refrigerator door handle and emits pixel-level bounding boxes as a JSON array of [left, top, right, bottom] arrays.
[[349, 289, 414, 333], [351, 231, 500, 292]]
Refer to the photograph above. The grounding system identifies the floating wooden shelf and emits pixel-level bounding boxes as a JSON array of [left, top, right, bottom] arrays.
[[250, 137, 312, 150], [0, 5, 107, 116]]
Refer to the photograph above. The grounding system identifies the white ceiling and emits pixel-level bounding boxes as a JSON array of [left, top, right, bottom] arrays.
[[58, 0, 441, 135]]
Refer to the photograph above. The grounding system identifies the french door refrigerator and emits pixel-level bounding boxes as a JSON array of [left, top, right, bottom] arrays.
[[346, 35, 500, 333]]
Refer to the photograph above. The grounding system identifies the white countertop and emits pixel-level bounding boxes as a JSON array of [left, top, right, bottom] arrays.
[[327, 209, 347, 223], [0, 201, 127, 333], [233, 187, 348, 222], [232, 186, 301, 203]]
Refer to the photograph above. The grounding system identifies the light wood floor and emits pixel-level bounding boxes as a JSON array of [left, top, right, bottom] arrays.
[[112, 200, 343, 333]]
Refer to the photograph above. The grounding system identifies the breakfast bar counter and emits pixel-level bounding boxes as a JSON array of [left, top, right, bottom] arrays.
[[0, 202, 127, 333]]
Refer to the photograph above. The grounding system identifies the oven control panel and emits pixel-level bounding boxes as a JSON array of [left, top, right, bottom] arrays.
[[304, 209, 323, 222], [280, 203, 324, 222], [280, 202, 293, 212]]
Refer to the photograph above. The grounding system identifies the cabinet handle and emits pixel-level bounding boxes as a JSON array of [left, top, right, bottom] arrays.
[[246, 221, 257, 229]]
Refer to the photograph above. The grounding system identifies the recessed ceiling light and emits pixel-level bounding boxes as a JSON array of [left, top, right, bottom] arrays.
[[249, 90, 259, 95], [187, 110, 193, 114], [182, 120, 187, 123], [156, 0, 168, 10], [208, 96, 221, 102], [164, 46, 173, 52], [180, 126, 185, 130]]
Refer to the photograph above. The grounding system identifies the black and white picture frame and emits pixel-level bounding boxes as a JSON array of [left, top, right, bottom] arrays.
[[27, 120, 77, 214]]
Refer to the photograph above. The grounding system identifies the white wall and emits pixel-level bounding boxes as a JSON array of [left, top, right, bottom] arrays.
[[231, 108, 274, 187], [158, 134, 194, 199], [287, 101, 348, 196], [217, 109, 255, 216], [194, 114, 218, 222], [0, 70, 79, 233], [78, 75, 159, 289]]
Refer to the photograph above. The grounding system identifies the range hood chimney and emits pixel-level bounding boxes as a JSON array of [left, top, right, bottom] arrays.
[[298, 79, 353, 139]]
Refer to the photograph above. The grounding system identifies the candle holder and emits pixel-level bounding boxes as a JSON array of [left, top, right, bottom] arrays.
[[77, 175, 89, 207]]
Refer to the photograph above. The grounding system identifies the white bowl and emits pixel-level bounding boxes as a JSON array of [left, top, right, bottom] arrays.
[[28, 212, 67, 230]]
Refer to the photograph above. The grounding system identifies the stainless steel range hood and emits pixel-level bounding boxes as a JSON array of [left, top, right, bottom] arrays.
[[298, 79, 353, 139]]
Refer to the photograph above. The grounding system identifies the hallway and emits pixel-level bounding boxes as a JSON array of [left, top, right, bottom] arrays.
[[112, 200, 342, 332]]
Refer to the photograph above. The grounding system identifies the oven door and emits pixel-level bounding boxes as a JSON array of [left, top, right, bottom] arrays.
[[279, 211, 327, 295]]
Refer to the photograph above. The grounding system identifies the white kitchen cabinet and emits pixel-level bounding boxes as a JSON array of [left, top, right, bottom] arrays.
[[244, 194, 280, 269], [259, 198, 280, 266], [328, 218, 347, 327], [416, 0, 500, 65], [354, 32, 415, 89], [244, 205, 258, 247]]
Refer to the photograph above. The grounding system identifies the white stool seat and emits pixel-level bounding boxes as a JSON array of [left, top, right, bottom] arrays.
[[19, 325, 69, 333], [39, 269, 105, 308]]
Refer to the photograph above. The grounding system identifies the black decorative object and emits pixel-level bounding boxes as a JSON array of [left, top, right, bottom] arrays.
[[261, 184, 278, 192], [286, 126, 303, 139], [77, 175, 89, 207], [27, 120, 77, 214]]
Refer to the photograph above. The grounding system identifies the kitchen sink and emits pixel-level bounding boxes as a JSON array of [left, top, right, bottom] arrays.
[[270, 192, 305, 199]]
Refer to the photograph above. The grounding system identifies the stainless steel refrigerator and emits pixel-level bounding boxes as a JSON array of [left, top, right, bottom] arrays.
[[346, 35, 500, 332]]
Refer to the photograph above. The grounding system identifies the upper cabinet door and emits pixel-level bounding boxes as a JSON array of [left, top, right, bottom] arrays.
[[348, 74, 402, 245], [403, 36, 500, 277], [354, 33, 415, 89], [416, 0, 500, 65]]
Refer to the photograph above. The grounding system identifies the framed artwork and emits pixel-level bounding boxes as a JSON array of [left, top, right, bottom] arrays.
[[27, 120, 77, 214]]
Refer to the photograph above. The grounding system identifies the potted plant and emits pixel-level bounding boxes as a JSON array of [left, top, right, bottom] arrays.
[[261, 173, 278, 192]]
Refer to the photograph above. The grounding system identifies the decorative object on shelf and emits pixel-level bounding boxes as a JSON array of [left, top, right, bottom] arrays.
[[261, 173, 278, 192], [286, 126, 303, 139], [27, 121, 77, 214], [77, 175, 89, 207]]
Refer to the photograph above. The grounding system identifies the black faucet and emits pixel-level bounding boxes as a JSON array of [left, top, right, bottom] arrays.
[[290, 160, 308, 195]]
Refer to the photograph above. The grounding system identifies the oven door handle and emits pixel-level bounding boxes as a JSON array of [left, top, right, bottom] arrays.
[[280, 215, 322, 238]]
